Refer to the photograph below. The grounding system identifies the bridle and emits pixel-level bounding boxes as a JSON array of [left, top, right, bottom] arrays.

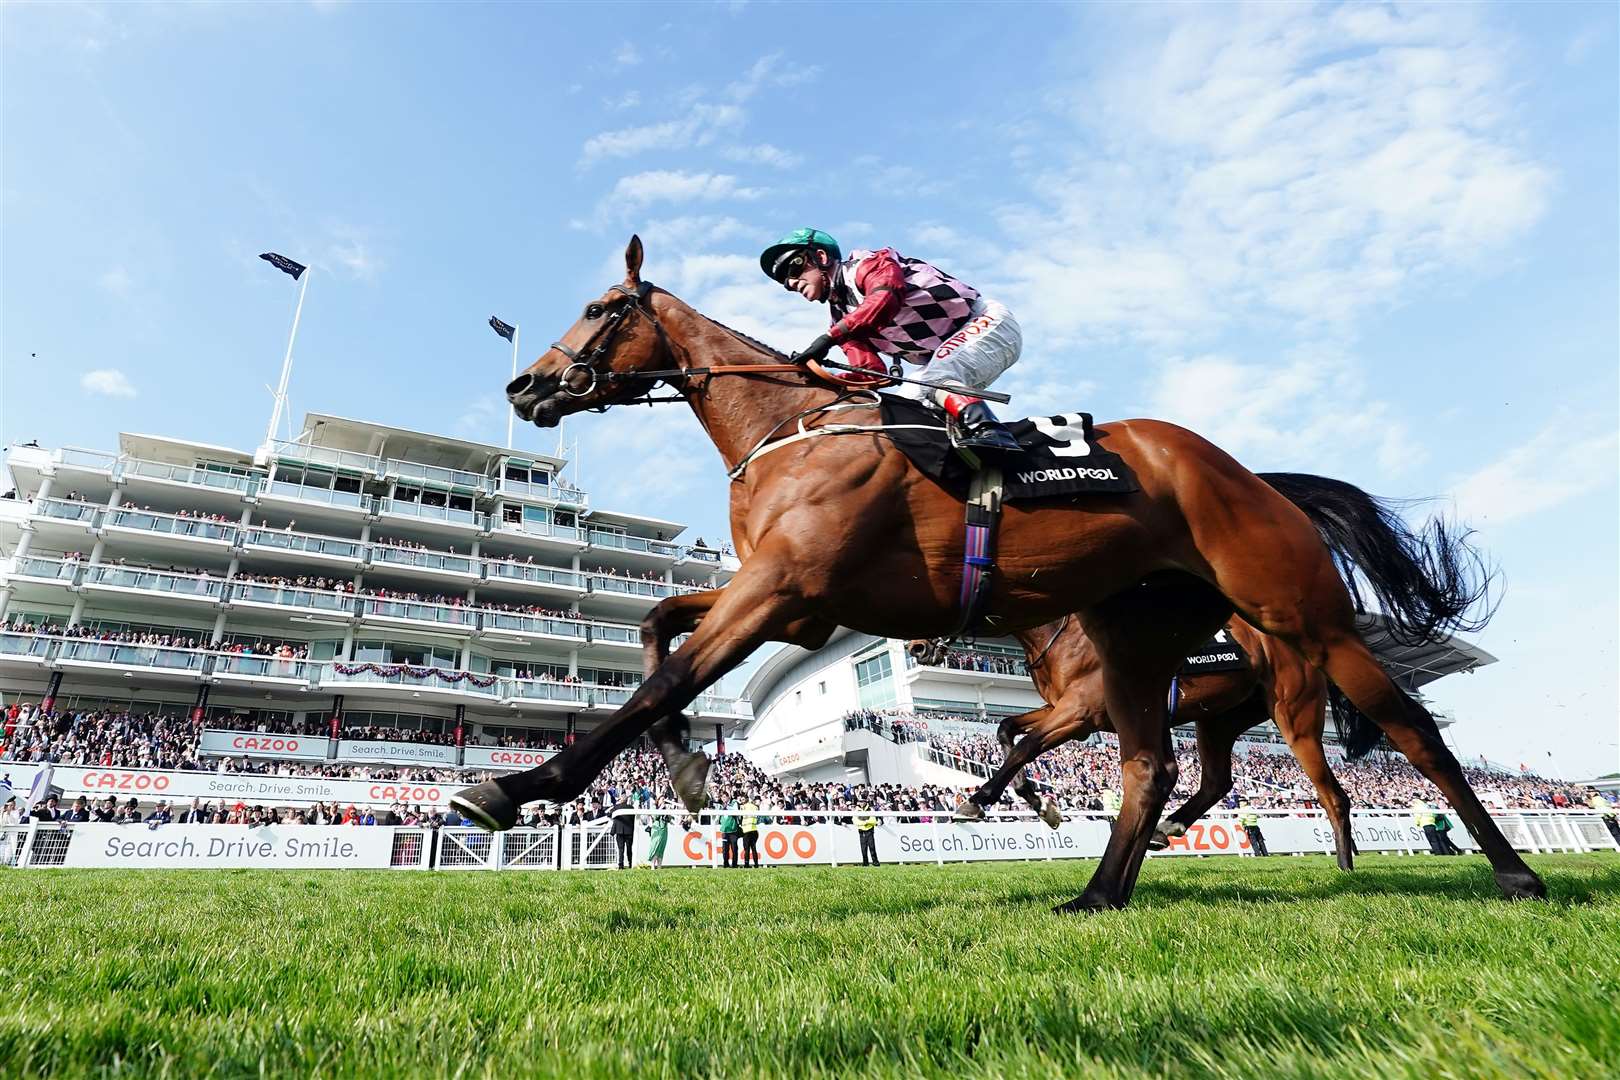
[[544, 280, 810, 410]]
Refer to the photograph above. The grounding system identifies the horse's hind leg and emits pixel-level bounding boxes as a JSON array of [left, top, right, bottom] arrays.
[[1148, 696, 1260, 850], [1198, 517, 1542, 898], [1270, 673, 1356, 871]]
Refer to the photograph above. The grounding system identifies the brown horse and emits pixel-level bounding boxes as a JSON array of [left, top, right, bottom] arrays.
[[931, 615, 1361, 871], [455, 235, 1533, 911]]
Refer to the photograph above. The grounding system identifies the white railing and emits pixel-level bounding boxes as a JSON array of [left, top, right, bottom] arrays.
[[386, 460, 487, 491], [494, 516, 585, 544], [57, 638, 209, 671], [57, 448, 119, 472], [269, 440, 383, 475], [12, 556, 79, 582], [484, 560, 586, 590], [30, 498, 98, 524], [125, 459, 257, 494], [231, 581, 353, 614], [587, 530, 679, 558], [586, 573, 689, 600], [211, 653, 316, 682], [502, 679, 591, 706], [6, 810, 1616, 870], [371, 545, 477, 575], [480, 611, 586, 639], [0, 631, 54, 659], [84, 564, 228, 601], [587, 622, 639, 646], [358, 597, 477, 629], [264, 480, 368, 510], [498, 479, 589, 509], [104, 507, 238, 544], [376, 498, 480, 527], [242, 528, 364, 560]]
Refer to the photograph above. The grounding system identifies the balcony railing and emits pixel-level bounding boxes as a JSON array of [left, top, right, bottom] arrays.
[[494, 516, 585, 544], [377, 498, 480, 527], [484, 560, 585, 590], [211, 653, 315, 682], [386, 460, 487, 491], [358, 597, 477, 629], [322, 663, 500, 698], [12, 556, 79, 582], [498, 479, 590, 509], [0, 632, 53, 659], [125, 459, 256, 494], [230, 581, 353, 614], [269, 441, 383, 475], [481, 611, 587, 639], [371, 545, 477, 575], [264, 480, 368, 510], [57, 448, 119, 472], [57, 639, 209, 672], [587, 530, 678, 558], [587, 622, 639, 646], [586, 573, 688, 600], [104, 507, 238, 544], [502, 679, 590, 705], [31, 498, 99, 524], [83, 564, 228, 601], [242, 528, 365, 560]]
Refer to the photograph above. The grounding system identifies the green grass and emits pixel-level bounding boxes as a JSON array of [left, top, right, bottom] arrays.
[[0, 854, 1617, 1079]]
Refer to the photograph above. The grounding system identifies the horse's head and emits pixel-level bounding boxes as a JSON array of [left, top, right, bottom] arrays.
[[906, 638, 949, 666], [506, 235, 669, 428]]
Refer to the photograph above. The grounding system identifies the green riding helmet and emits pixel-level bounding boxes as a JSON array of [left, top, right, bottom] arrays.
[[760, 228, 841, 283]]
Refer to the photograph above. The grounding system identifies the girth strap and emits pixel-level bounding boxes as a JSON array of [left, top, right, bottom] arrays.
[[952, 466, 1004, 640]]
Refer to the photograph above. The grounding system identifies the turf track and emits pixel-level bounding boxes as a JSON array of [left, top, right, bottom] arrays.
[[0, 853, 1616, 1079]]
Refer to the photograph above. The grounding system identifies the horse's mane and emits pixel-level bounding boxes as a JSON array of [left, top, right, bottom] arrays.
[[653, 285, 789, 360]]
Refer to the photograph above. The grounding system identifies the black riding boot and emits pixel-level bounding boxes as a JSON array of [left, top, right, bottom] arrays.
[[953, 400, 1022, 453]]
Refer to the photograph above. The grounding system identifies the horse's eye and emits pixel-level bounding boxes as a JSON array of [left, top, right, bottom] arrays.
[[585, 304, 605, 319]]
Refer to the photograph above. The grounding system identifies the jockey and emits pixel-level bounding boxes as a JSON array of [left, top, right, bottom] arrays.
[[759, 228, 1021, 453]]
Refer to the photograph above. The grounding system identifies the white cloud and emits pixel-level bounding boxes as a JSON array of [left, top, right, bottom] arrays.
[[1140, 349, 1416, 474], [99, 266, 132, 297], [604, 90, 641, 111], [81, 368, 136, 398], [606, 170, 764, 210], [325, 225, 381, 280], [719, 143, 802, 169], [580, 104, 745, 165], [456, 395, 508, 438], [1450, 422, 1619, 528], [724, 53, 821, 103], [994, 3, 1551, 348], [613, 42, 642, 68]]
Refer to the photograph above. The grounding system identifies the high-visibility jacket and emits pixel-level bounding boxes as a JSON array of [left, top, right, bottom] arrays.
[[741, 802, 759, 832], [1411, 800, 1435, 827], [856, 814, 879, 832], [1239, 809, 1259, 827], [1591, 794, 1617, 819], [1101, 790, 1121, 814]]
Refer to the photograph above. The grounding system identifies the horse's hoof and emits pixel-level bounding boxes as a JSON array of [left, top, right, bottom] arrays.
[[1053, 893, 1123, 915], [1147, 830, 1170, 851], [1039, 797, 1063, 829], [671, 753, 712, 813], [1497, 870, 1548, 901], [953, 799, 986, 822], [450, 781, 518, 832]]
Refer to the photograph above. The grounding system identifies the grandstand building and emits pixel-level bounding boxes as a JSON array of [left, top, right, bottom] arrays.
[[0, 414, 746, 773], [740, 623, 1496, 788]]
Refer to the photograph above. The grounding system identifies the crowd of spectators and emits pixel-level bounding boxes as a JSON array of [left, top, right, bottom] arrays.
[[927, 648, 1029, 676], [4, 619, 310, 661]]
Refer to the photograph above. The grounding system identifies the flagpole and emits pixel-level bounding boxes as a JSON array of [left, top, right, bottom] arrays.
[[264, 270, 309, 451], [506, 324, 520, 450]]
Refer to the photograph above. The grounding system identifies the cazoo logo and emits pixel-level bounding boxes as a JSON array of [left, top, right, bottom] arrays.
[[681, 828, 818, 862]]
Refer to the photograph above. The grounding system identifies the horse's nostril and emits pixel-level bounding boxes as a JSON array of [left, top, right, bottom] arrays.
[[506, 372, 535, 399]]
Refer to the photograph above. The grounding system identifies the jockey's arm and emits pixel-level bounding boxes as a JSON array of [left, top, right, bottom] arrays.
[[834, 335, 889, 375], [827, 249, 904, 343]]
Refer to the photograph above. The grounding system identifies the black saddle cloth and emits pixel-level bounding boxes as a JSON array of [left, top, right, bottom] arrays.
[[879, 396, 1139, 502], [1180, 631, 1249, 675]]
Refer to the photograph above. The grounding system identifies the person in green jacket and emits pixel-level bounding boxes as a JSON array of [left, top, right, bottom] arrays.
[[718, 802, 743, 869], [644, 807, 670, 869]]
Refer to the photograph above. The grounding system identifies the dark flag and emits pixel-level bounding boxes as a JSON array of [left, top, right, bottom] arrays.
[[259, 252, 307, 280], [489, 316, 516, 341]]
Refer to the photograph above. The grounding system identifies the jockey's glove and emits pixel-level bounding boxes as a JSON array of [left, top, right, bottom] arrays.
[[795, 334, 834, 364]]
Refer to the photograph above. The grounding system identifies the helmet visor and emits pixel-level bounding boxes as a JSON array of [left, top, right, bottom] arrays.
[[771, 248, 811, 285]]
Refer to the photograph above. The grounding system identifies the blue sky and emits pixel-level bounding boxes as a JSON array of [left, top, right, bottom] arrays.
[[2, 2, 1616, 775]]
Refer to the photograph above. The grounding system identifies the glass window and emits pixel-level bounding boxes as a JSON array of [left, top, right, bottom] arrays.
[[854, 652, 895, 709]]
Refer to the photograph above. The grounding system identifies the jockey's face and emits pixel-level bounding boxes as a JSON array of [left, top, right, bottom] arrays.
[[780, 249, 832, 302]]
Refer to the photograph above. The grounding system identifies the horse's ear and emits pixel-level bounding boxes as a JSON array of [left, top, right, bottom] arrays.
[[624, 234, 644, 285]]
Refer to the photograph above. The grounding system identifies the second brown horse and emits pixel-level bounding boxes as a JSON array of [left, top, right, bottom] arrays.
[[932, 616, 1364, 870]]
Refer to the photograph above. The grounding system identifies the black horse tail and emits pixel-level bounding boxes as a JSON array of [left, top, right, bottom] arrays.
[[1258, 472, 1497, 646], [1326, 680, 1393, 761]]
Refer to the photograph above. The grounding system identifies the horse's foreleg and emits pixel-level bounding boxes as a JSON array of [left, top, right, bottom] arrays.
[[956, 708, 1048, 820], [1149, 694, 1257, 850], [1056, 595, 1215, 913], [452, 571, 808, 830], [641, 591, 724, 810]]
